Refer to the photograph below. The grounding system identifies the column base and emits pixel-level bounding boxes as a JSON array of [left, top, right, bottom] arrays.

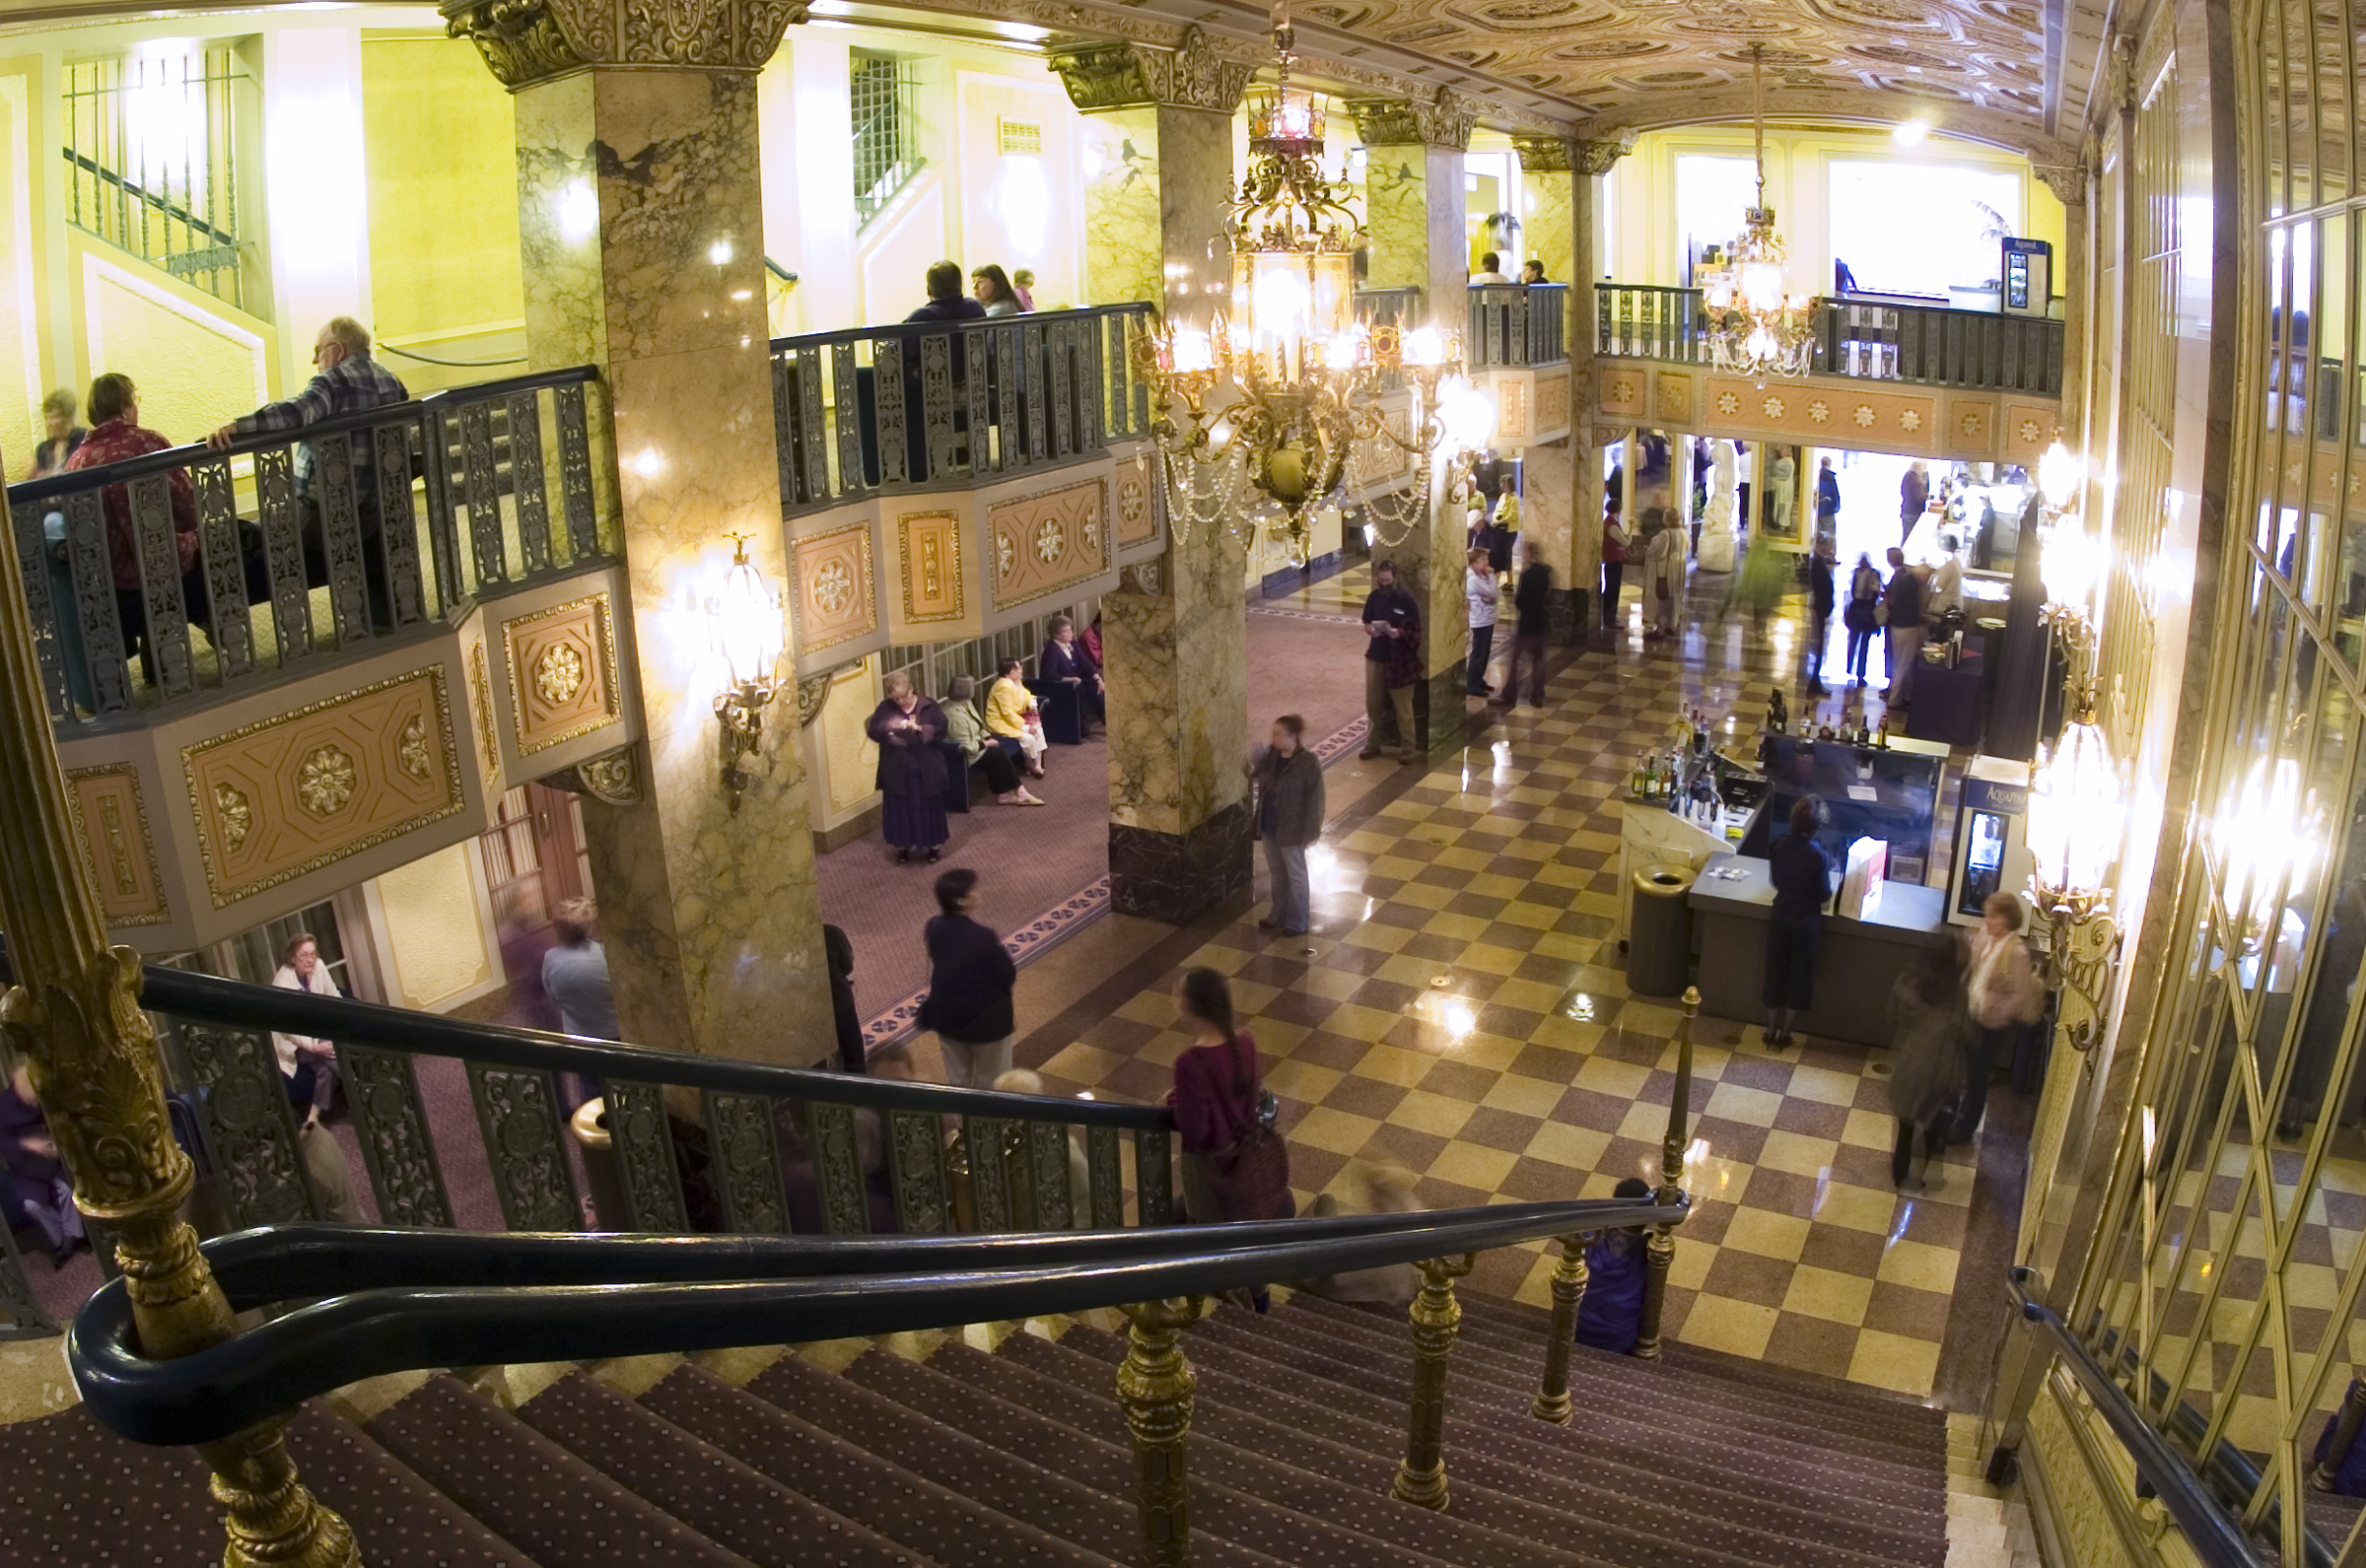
[[1416, 667, 1467, 754], [1109, 802, 1255, 924], [1545, 587, 1591, 645]]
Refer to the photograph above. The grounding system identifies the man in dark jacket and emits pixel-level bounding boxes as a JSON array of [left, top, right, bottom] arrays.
[[1900, 460, 1929, 541], [1505, 539, 1554, 709], [1882, 546, 1928, 707], [902, 260, 987, 478], [1803, 539, 1836, 696], [1251, 716, 1326, 935], [1358, 559, 1424, 763], [918, 868, 1016, 1087]]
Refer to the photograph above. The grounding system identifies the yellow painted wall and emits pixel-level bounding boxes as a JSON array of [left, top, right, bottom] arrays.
[[78, 245, 270, 444], [0, 61, 45, 474], [1611, 125, 2066, 297], [374, 840, 496, 1009], [359, 34, 524, 392]]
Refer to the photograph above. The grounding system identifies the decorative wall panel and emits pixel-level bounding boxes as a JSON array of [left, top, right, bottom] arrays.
[[1589, 362, 2061, 463], [1947, 397, 1998, 456], [1653, 370, 1695, 426], [1116, 462, 1157, 547], [1496, 376, 1531, 443], [64, 765, 170, 927], [1600, 366, 1646, 422], [2002, 400, 2060, 462], [183, 667, 463, 909], [501, 592, 620, 756], [794, 521, 880, 652], [468, 640, 499, 792], [1535, 372, 1571, 436], [895, 510, 966, 626], [989, 476, 1110, 610]]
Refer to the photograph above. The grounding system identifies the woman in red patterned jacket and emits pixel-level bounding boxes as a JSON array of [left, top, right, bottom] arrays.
[[60, 373, 206, 686]]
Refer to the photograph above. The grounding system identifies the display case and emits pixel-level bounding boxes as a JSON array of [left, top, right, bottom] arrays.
[[1743, 735, 1946, 886], [1946, 754, 2035, 927]]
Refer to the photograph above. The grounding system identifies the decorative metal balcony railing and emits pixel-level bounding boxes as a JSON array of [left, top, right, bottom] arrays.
[[1597, 283, 2067, 395], [4, 368, 608, 733], [1467, 282, 1568, 369], [768, 304, 1156, 518]]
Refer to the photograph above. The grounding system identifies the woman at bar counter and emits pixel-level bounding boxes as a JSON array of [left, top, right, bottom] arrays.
[[867, 670, 951, 864], [1762, 796, 1833, 1051], [1955, 891, 2045, 1144]]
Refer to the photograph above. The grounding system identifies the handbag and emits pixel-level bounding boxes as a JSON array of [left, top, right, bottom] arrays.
[[1192, 1040, 1291, 1222]]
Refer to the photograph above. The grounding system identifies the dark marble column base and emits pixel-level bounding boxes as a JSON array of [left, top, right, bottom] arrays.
[[1417, 667, 1469, 753], [1546, 587, 1591, 644], [1109, 801, 1255, 924]]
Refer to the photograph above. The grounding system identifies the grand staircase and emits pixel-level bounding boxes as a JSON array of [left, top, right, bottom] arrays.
[[3, 1289, 1950, 1566]]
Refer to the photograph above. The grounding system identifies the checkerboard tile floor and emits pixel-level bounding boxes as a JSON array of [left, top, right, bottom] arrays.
[[1028, 578, 1996, 1400]]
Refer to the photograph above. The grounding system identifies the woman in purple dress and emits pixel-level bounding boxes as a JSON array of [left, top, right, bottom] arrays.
[[867, 671, 951, 864]]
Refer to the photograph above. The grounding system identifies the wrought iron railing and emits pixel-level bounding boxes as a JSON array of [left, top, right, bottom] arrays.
[[3, 367, 606, 732], [1467, 282, 1568, 369], [63, 48, 248, 309], [769, 303, 1155, 516], [1596, 283, 2067, 395]]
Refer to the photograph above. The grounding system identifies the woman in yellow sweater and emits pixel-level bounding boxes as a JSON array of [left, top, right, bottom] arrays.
[[983, 657, 1047, 778]]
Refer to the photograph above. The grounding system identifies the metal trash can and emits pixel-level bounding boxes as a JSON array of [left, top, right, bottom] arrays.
[[1626, 862, 1698, 998]]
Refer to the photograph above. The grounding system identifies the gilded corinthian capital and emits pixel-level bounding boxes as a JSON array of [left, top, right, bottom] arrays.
[[1047, 25, 1254, 115], [1510, 135, 1575, 173], [1348, 88, 1478, 151], [441, 0, 804, 89], [1574, 132, 1637, 175]]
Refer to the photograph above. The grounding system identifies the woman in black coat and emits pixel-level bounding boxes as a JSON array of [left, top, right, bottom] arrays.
[[867, 670, 950, 863]]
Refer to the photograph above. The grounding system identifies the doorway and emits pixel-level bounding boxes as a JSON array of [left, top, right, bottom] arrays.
[[476, 782, 591, 1024]]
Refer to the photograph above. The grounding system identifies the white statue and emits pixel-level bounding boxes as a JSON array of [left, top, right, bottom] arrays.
[[1768, 450, 1796, 539], [1697, 440, 1738, 572]]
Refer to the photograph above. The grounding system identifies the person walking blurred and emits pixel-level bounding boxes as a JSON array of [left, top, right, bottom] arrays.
[[919, 868, 1016, 1089], [1250, 715, 1325, 936]]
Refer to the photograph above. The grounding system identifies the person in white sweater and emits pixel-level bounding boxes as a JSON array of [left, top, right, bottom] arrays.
[[1464, 547, 1500, 697]]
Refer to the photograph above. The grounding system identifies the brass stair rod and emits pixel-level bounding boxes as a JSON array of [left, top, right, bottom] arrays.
[[1635, 986, 1701, 1362], [1392, 1252, 1475, 1510], [1530, 1234, 1590, 1423], [0, 489, 359, 1567], [1118, 1296, 1209, 1568]]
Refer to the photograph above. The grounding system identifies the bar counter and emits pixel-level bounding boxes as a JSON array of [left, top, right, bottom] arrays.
[[1687, 852, 1949, 1048]]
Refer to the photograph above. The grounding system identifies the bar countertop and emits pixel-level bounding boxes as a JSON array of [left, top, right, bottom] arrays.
[[1688, 852, 1948, 939]]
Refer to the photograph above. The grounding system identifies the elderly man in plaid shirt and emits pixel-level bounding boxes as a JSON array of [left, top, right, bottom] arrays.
[[209, 316, 410, 628]]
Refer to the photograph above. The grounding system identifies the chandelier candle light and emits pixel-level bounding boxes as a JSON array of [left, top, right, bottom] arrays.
[[1134, 2, 1493, 563], [1700, 44, 1820, 379]]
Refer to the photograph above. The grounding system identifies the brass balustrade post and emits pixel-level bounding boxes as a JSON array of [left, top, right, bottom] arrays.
[[2314, 1379, 2366, 1490], [0, 490, 357, 1566], [1530, 1233, 1590, 1422], [1635, 986, 1700, 1363], [1117, 1296, 1208, 1568], [1392, 1253, 1475, 1509]]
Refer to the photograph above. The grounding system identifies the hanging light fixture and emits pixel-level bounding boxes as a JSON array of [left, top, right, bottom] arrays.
[[1135, 1, 1489, 563], [1700, 45, 1819, 379], [2023, 694, 2126, 1052]]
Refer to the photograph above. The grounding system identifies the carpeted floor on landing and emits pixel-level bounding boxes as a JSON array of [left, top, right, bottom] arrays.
[[816, 598, 1379, 1024]]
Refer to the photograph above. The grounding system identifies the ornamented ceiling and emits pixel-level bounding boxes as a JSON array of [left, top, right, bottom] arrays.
[[909, 0, 2106, 163]]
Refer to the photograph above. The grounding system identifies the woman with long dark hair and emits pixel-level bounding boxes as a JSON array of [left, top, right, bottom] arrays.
[[1168, 967, 1291, 1308]]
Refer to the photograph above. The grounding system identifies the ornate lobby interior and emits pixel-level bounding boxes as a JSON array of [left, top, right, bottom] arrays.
[[0, 0, 2358, 1565]]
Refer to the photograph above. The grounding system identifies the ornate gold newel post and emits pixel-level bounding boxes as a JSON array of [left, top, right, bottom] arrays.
[[1530, 1234, 1589, 1422], [1635, 987, 1700, 1362], [1117, 1296, 1208, 1567], [1392, 1252, 1474, 1509], [0, 505, 357, 1565]]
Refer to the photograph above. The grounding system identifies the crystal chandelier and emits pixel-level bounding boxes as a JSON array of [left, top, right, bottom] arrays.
[[1701, 45, 1819, 378], [1134, 3, 1493, 562]]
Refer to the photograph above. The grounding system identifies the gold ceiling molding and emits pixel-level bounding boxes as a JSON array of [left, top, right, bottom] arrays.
[[1348, 88, 1480, 150], [1047, 25, 1257, 115], [441, 0, 806, 91], [2032, 165, 2088, 206]]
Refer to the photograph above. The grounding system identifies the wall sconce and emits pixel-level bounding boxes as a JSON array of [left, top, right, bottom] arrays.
[[709, 533, 782, 810], [2025, 698, 2126, 1052], [2036, 441, 2102, 689]]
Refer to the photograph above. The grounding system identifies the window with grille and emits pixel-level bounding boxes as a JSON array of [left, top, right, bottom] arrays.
[[62, 48, 248, 309], [851, 51, 925, 230]]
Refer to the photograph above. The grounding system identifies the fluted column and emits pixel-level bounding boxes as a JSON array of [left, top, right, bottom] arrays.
[[1052, 28, 1257, 922], [1509, 135, 1581, 642], [1350, 92, 1474, 749], [445, 0, 831, 1064], [0, 505, 355, 1558]]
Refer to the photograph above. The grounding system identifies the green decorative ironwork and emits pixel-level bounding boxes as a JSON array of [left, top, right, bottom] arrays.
[[339, 1046, 452, 1229], [887, 1108, 949, 1234], [1028, 1120, 1073, 1230], [463, 1063, 580, 1231], [964, 1116, 1011, 1231], [1134, 1125, 1173, 1226], [702, 1090, 786, 1234], [1087, 1125, 1124, 1228], [603, 1080, 688, 1232], [172, 1019, 317, 1228], [805, 1101, 869, 1235]]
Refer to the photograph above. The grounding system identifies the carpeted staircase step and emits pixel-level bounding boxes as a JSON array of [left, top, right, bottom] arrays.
[[0, 1398, 536, 1568], [1451, 1292, 1946, 1441], [1418, 1293, 1945, 1449], [853, 1341, 1603, 1568], [742, 1353, 1340, 1568], [1284, 1293, 1944, 1467], [1182, 1307, 1945, 1511], [516, 1371, 931, 1567], [1006, 1320, 1934, 1568], [636, 1362, 1117, 1568], [366, 1373, 758, 1568], [1047, 1316, 1944, 1560]]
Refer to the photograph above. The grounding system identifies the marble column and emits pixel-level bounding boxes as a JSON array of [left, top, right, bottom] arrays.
[[2038, 165, 2091, 449], [1350, 92, 1475, 749], [1511, 135, 1580, 642], [447, 0, 830, 1065], [1052, 27, 1256, 922]]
